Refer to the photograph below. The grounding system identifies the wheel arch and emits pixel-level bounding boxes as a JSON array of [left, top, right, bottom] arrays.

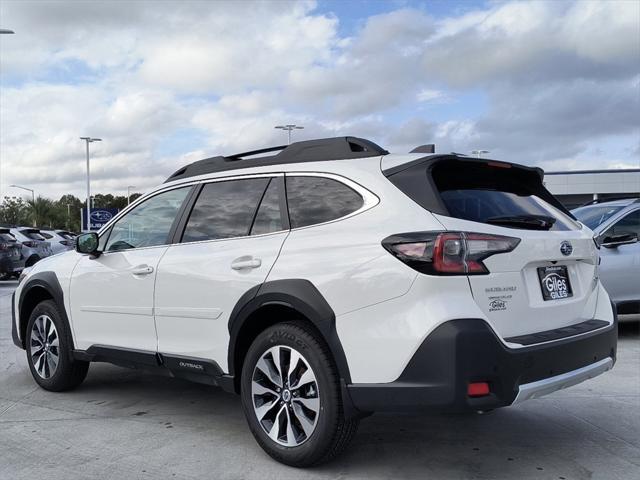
[[18, 272, 71, 349], [227, 279, 352, 394]]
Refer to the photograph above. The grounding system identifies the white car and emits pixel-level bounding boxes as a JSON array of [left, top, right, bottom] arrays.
[[12, 137, 617, 466], [40, 230, 76, 255]]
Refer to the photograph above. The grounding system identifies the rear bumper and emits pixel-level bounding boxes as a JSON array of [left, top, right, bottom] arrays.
[[347, 314, 617, 413]]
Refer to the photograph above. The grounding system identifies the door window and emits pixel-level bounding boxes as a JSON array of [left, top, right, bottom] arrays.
[[286, 176, 364, 229], [104, 187, 190, 252], [250, 178, 284, 235], [606, 210, 640, 237], [182, 178, 270, 242]]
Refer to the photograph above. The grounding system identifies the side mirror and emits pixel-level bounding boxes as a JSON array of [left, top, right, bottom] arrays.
[[75, 232, 100, 256], [600, 232, 639, 249]]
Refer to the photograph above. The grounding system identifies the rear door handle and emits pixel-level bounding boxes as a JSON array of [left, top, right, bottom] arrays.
[[231, 257, 262, 270], [131, 264, 154, 276]]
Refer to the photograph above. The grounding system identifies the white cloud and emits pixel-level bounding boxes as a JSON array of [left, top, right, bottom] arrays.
[[0, 0, 638, 200]]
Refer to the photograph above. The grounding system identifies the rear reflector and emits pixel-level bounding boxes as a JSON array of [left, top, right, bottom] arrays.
[[467, 382, 490, 397]]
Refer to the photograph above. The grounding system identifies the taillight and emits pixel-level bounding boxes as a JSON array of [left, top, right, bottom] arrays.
[[382, 231, 520, 275], [60, 240, 70, 246], [23, 241, 38, 248], [0, 243, 8, 251]]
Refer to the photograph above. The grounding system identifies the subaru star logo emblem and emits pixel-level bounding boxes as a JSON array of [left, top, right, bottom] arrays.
[[560, 241, 573, 256], [90, 210, 113, 222]]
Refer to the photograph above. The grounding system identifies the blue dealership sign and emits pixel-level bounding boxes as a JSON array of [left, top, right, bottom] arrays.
[[83, 208, 119, 231]]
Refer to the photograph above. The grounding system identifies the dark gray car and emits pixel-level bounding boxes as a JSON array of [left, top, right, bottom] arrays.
[[0, 229, 25, 280]]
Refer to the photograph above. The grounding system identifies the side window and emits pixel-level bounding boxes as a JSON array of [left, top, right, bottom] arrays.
[[105, 187, 190, 252], [607, 210, 640, 237], [250, 178, 284, 236], [286, 176, 364, 229], [182, 178, 269, 242]]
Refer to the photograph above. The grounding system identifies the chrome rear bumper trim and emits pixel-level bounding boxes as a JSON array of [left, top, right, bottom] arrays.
[[512, 357, 613, 405]]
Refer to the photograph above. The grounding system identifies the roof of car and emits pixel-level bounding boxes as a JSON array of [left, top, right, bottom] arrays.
[[575, 198, 640, 208], [164, 136, 389, 183]]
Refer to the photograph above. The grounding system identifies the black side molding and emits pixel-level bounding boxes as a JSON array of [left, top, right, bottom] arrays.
[[75, 345, 228, 388]]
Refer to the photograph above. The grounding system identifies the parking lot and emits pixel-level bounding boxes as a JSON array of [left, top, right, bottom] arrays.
[[0, 280, 638, 480]]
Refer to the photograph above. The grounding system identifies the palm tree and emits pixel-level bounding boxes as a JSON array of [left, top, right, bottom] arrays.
[[27, 197, 54, 228]]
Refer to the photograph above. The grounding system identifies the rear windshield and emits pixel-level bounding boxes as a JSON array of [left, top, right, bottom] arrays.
[[21, 230, 46, 241], [439, 190, 575, 231], [386, 158, 578, 231], [571, 205, 625, 230], [433, 162, 577, 231], [0, 233, 16, 242]]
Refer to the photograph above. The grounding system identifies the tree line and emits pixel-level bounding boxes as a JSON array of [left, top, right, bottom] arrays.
[[0, 193, 142, 232]]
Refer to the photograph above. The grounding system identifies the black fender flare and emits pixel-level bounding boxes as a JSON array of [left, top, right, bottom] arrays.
[[227, 279, 352, 385], [17, 271, 72, 348]]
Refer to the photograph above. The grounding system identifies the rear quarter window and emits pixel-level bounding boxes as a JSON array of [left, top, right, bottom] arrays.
[[286, 176, 364, 229]]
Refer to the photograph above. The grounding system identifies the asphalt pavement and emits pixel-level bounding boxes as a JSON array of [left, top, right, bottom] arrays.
[[1, 280, 638, 479]]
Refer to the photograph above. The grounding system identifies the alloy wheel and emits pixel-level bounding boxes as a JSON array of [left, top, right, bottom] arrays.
[[30, 315, 59, 379], [251, 345, 320, 447]]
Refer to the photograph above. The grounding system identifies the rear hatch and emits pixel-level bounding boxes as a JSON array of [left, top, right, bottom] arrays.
[[385, 156, 600, 341], [0, 230, 22, 261], [20, 229, 53, 256]]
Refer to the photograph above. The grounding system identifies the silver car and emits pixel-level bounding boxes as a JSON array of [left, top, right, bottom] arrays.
[[40, 230, 76, 255], [572, 198, 640, 315], [9, 228, 53, 267]]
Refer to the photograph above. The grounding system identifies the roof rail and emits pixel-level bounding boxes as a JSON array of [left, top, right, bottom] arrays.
[[579, 196, 640, 206], [165, 136, 388, 183]]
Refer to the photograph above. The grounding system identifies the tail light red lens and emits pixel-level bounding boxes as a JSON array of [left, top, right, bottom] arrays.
[[382, 231, 520, 275], [467, 382, 490, 397]]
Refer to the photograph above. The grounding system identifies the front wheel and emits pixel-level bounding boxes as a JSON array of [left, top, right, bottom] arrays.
[[241, 322, 359, 467], [26, 300, 89, 391]]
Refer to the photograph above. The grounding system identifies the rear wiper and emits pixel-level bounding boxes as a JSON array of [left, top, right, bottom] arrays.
[[486, 215, 556, 230]]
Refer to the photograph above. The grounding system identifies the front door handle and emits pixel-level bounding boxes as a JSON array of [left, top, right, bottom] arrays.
[[131, 264, 154, 276], [231, 257, 262, 270]]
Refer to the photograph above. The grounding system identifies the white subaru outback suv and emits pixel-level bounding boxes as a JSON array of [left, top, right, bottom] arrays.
[[12, 137, 617, 466]]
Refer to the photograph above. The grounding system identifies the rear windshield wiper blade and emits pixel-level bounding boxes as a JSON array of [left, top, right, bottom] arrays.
[[486, 215, 556, 230]]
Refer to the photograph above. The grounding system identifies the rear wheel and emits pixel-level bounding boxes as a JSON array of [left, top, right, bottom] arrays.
[[26, 300, 89, 391], [241, 322, 358, 467]]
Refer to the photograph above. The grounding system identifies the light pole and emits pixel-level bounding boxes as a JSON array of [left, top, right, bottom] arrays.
[[9, 184, 36, 226], [471, 149, 490, 158], [275, 124, 304, 145], [0, 29, 15, 199], [127, 185, 136, 205], [80, 137, 101, 231]]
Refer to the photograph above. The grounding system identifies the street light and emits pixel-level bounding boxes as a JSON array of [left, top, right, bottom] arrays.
[[9, 184, 36, 226], [80, 137, 102, 231], [127, 185, 136, 205], [9, 184, 35, 203], [471, 149, 490, 158], [275, 124, 304, 145]]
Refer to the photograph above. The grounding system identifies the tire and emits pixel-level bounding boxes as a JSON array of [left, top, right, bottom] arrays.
[[241, 322, 359, 467], [25, 300, 89, 391]]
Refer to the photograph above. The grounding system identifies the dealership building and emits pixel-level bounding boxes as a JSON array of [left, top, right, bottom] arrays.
[[544, 168, 640, 209]]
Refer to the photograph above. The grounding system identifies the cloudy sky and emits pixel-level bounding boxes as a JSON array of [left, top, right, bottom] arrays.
[[1, 0, 638, 200]]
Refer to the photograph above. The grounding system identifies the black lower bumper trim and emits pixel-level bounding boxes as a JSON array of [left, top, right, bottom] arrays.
[[348, 314, 617, 413], [504, 319, 609, 346]]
